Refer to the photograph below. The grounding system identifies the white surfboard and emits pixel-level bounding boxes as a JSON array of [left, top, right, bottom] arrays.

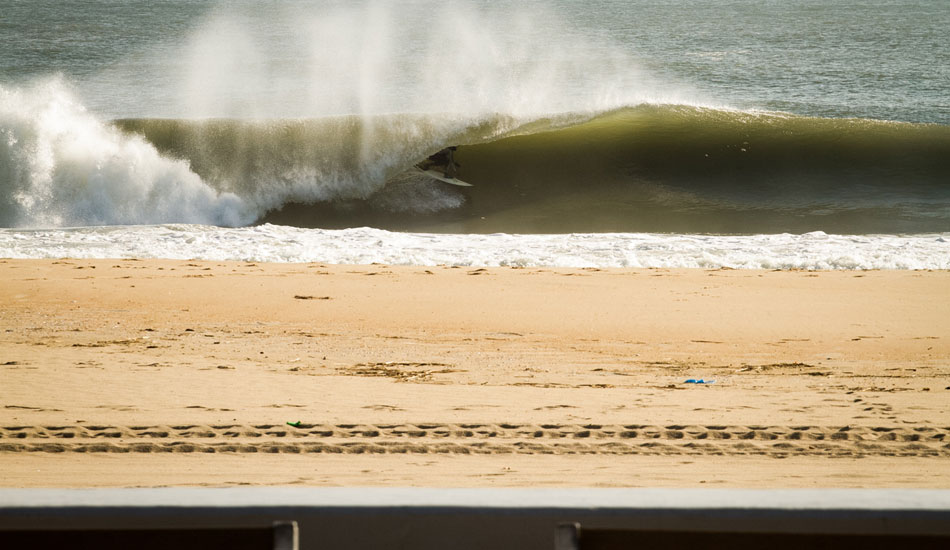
[[415, 167, 473, 187]]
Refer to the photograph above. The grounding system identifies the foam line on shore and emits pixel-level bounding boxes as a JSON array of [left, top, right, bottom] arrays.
[[1, 225, 947, 269]]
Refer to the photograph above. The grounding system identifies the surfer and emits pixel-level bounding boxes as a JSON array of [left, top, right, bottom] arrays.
[[417, 146, 460, 179]]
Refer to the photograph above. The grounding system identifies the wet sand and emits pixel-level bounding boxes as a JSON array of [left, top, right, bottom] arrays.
[[1, 259, 948, 487]]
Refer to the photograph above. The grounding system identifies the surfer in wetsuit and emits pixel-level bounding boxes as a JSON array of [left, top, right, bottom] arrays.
[[417, 146, 460, 179]]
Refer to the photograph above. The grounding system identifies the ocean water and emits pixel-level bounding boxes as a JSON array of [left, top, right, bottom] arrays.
[[1, 0, 948, 268]]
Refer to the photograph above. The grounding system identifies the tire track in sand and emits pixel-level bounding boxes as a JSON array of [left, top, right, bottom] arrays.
[[1, 423, 948, 457]]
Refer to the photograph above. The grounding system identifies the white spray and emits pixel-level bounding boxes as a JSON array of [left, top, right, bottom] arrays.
[[171, 0, 691, 120], [0, 79, 254, 228]]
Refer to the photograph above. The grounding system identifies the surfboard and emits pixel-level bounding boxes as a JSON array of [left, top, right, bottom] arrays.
[[415, 167, 473, 187]]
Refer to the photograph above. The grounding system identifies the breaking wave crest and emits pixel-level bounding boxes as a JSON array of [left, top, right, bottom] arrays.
[[0, 79, 253, 228]]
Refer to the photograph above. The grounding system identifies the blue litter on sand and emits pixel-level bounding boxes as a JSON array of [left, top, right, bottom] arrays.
[[684, 379, 715, 384]]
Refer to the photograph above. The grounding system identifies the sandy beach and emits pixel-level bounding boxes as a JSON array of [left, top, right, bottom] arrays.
[[1, 259, 948, 488]]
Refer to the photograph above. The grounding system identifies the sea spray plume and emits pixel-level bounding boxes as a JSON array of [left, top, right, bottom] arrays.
[[0, 79, 253, 228], [170, 3, 496, 213], [141, 0, 698, 220], [355, 2, 394, 184], [416, 2, 669, 116], [180, 14, 267, 119], [175, 0, 694, 119]]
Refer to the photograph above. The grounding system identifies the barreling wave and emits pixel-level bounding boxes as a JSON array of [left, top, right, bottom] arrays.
[[3, 79, 949, 233], [115, 105, 950, 234]]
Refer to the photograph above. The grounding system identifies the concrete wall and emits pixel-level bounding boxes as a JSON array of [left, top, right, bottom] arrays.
[[2, 488, 949, 550]]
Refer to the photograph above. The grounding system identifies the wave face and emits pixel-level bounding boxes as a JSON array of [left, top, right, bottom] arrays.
[[115, 106, 950, 235], [442, 106, 950, 234]]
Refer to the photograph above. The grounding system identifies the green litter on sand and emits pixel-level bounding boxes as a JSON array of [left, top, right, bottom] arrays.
[[287, 421, 302, 428]]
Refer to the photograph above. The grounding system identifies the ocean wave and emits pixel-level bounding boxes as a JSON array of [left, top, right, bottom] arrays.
[[119, 105, 950, 234], [2, 78, 948, 233]]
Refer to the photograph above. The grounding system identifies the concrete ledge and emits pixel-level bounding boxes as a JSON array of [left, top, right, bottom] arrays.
[[2, 489, 949, 550]]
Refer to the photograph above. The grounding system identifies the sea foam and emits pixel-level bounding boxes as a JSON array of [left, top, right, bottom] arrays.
[[0, 224, 946, 270], [0, 79, 254, 228]]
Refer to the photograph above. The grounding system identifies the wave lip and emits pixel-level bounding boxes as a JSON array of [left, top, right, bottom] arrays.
[[1, 225, 947, 270]]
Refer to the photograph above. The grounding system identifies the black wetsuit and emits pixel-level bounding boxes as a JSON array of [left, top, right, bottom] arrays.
[[417, 146, 460, 178]]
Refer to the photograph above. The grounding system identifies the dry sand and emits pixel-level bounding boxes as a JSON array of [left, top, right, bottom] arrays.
[[1, 259, 948, 487]]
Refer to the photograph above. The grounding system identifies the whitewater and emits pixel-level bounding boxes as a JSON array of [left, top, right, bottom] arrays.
[[1, 0, 948, 269], [1, 224, 947, 270]]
